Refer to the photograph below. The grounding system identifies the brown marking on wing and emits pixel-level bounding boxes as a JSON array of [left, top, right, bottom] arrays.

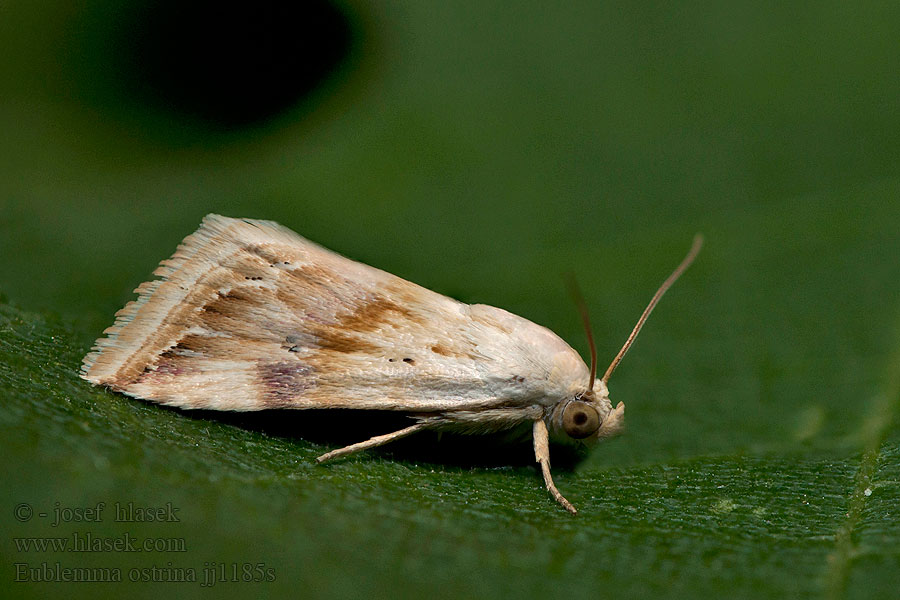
[[430, 344, 452, 356], [170, 335, 208, 353], [286, 272, 424, 355], [287, 263, 335, 284], [303, 293, 421, 356], [337, 295, 415, 332], [164, 334, 248, 359], [257, 360, 316, 407], [273, 284, 308, 315], [382, 279, 440, 309], [275, 264, 346, 316], [201, 288, 267, 319], [198, 268, 402, 357], [429, 343, 475, 360], [197, 282, 305, 340], [313, 329, 380, 354], [470, 309, 513, 334]]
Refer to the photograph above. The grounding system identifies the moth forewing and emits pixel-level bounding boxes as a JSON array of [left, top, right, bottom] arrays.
[[82, 214, 701, 514]]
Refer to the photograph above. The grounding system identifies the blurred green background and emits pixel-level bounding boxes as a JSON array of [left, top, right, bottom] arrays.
[[2, 1, 899, 598]]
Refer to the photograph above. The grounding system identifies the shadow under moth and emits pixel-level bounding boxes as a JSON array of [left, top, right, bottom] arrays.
[[82, 215, 701, 513]]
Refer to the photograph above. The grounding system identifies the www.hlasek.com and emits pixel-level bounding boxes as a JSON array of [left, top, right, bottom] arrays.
[[15, 531, 186, 553]]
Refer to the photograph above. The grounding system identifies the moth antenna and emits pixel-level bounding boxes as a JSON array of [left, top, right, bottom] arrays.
[[566, 274, 598, 391], [601, 234, 703, 384]]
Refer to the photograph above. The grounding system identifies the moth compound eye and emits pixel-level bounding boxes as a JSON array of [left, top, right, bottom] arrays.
[[562, 401, 601, 439]]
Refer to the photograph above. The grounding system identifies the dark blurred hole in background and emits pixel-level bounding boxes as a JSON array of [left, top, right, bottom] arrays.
[[80, 0, 360, 132]]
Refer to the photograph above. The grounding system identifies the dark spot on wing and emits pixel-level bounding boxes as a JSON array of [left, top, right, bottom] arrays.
[[258, 360, 315, 407], [402, 357, 414, 364]]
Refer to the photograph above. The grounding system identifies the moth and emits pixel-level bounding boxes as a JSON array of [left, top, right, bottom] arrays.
[[82, 215, 701, 513]]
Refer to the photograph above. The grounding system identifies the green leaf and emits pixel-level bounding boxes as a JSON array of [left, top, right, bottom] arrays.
[[2, 1, 899, 599]]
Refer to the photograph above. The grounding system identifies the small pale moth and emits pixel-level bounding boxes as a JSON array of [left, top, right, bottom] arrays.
[[82, 215, 701, 513]]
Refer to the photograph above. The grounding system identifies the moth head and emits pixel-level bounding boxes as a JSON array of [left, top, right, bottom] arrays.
[[561, 234, 701, 443], [558, 382, 625, 442]]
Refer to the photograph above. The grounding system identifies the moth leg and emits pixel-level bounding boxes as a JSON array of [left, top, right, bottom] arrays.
[[532, 420, 578, 514], [315, 422, 428, 463]]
